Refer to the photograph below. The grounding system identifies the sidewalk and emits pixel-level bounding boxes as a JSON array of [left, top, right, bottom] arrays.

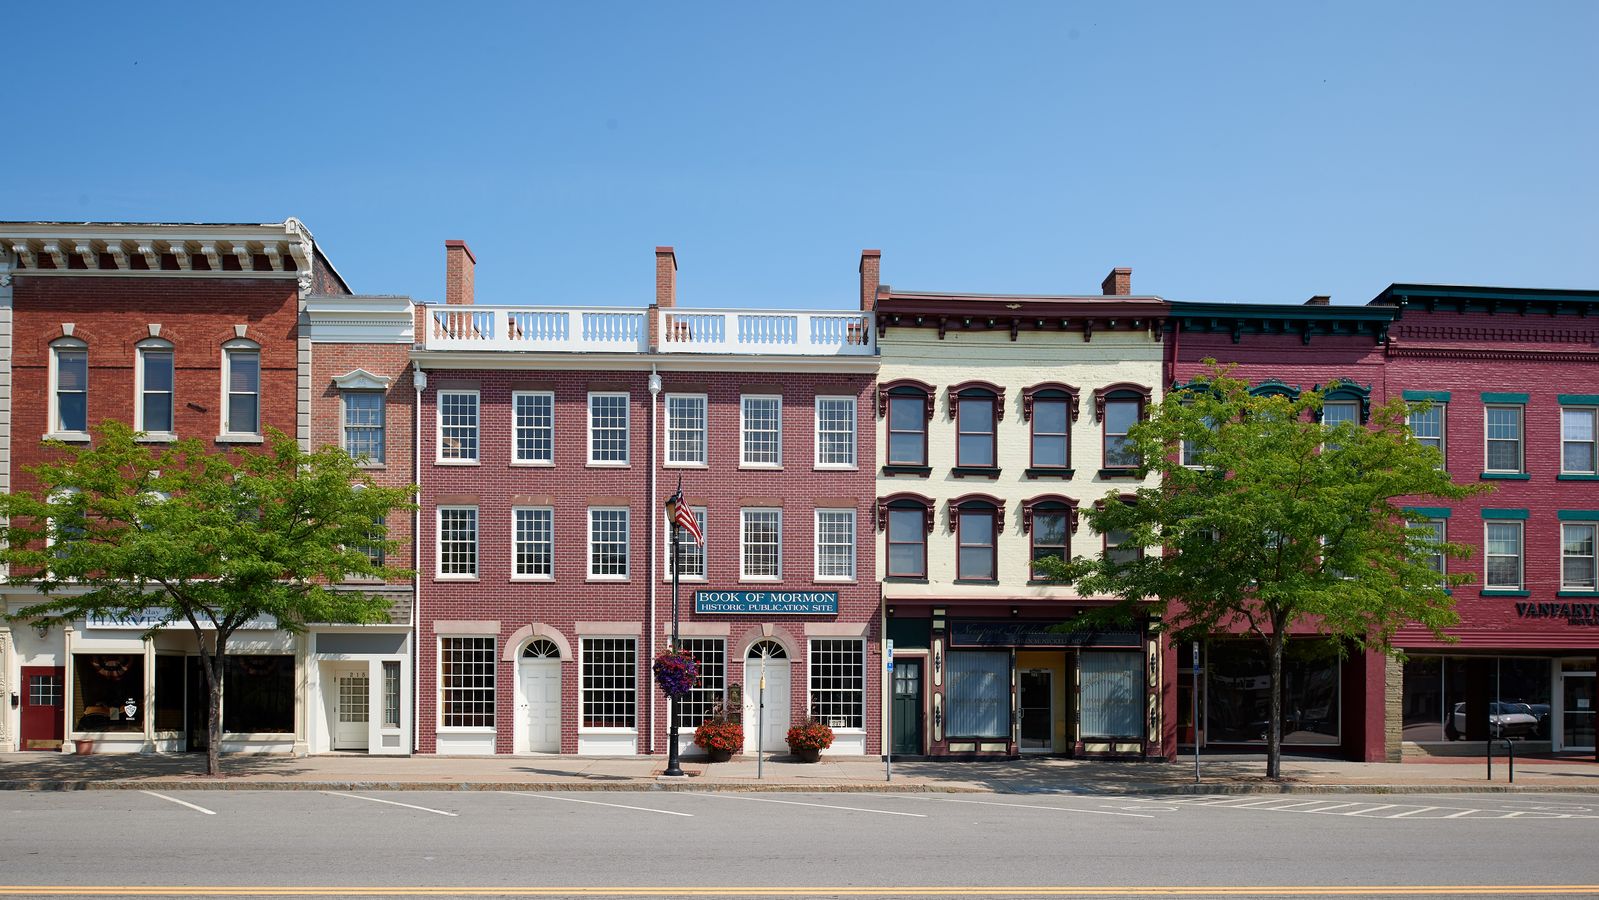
[[2, 751, 1596, 794]]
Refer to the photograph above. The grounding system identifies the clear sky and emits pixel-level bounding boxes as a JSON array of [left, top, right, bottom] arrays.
[[5, 2, 1595, 309]]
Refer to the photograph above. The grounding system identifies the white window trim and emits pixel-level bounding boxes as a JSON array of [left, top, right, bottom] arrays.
[[806, 637, 867, 733], [1484, 520, 1524, 590], [218, 338, 262, 442], [435, 505, 479, 580], [740, 507, 783, 582], [511, 391, 555, 467], [340, 390, 386, 467], [48, 337, 91, 442], [1425, 518, 1448, 581], [587, 506, 631, 581], [662, 506, 707, 582], [813, 395, 858, 470], [436, 634, 497, 732], [1483, 404, 1525, 474], [1561, 522, 1597, 591], [739, 394, 783, 469], [1560, 406, 1598, 475], [813, 507, 857, 582], [435, 389, 481, 465], [664, 393, 709, 468], [133, 337, 177, 442], [587, 392, 631, 467], [577, 634, 639, 735], [511, 505, 555, 582]]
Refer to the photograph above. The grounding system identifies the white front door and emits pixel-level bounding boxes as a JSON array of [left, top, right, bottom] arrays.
[[520, 660, 562, 753], [333, 667, 370, 751], [742, 659, 790, 755]]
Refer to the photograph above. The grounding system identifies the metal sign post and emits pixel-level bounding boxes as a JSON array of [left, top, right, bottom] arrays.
[[757, 654, 766, 781], [1193, 640, 1201, 784], [885, 639, 894, 783]]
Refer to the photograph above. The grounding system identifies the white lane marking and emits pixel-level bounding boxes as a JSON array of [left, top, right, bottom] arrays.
[[1389, 806, 1441, 818], [1444, 808, 1481, 818], [506, 792, 693, 817], [1219, 799, 1313, 809], [1341, 804, 1397, 817], [701, 793, 926, 818], [140, 790, 215, 816], [320, 790, 458, 817], [1302, 802, 1362, 813], [918, 796, 1153, 819]]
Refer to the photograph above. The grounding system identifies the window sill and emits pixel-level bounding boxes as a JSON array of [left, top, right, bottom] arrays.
[[813, 577, 857, 585], [953, 578, 999, 585], [814, 464, 859, 472], [437, 726, 496, 734], [661, 577, 708, 584], [884, 576, 929, 584], [1025, 467, 1074, 480], [664, 462, 708, 469], [46, 431, 92, 443], [1558, 473, 1599, 481], [739, 464, 783, 471], [1480, 472, 1531, 481], [881, 465, 932, 477], [215, 433, 264, 444], [738, 577, 782, 584], [577, 727, 638, 735], [355, 461, 387, 470], [136, 432, 178, 444], [509, 460, 555, 467], [1557, 590, 1598, 597], [435, 458, 480, 466], [434, 575, 479, 582], [510, 576, 555, 583], [1097, 467, 1140, 480], [586, 576, 632, 583], [1480, 589, 1530, 597], [586, 462, 631, 468], [951, 466, 1001, 479]]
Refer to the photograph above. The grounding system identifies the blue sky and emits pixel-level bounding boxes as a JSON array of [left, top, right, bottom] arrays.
[[5, 2, 1595, 309]]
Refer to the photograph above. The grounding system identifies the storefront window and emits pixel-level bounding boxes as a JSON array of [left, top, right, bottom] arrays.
[[72, 654, 145, 733], [946, 651, 1008, 738], [154, 655, 185, 733], [1206, 641, 1339, 745], [1403, 655, 1555, 743], [222, 655, 294, 734], [1080, 651, 1144, 739]]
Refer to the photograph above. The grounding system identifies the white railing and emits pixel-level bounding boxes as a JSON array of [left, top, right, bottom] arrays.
[[659, 309, 875, 355], [423, 306, 876, 356]]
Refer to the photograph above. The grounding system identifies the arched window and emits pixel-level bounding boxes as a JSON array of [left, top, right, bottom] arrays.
[[877, 492, 932, 580], [135, 337, 175, 436], [950, 494, 1004, 583], [1316, 380, 1372, 425], [878, 379, 933, 472], [221, 338, 261, 437], [949, 381, 1004, 472], [49, 337, 89, 437], [1094, 384, 1152, 473], [523, 639, 561, 659], [747, 639, 787, 660], [1023, 495, 1078, 578], [1023, 382, 1078, 474]]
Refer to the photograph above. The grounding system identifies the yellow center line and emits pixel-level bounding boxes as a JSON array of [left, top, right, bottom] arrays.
[[0, 887, 1596, 897]]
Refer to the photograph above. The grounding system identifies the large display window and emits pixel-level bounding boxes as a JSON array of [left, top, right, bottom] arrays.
[[72, 654, 145, 732], [1206, 641, 1340, 745], [1401, 655, 1553, 743], [222, 655, 295, 734]]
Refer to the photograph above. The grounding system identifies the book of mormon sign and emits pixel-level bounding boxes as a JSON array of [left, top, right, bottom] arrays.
[[694, 591, 839, 615]]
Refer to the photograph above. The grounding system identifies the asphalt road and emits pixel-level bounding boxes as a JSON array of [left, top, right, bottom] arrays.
[[1, 790, 1597, 899]]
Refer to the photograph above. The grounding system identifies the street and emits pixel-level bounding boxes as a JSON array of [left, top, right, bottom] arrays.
[[1, 790, 1597, 899]]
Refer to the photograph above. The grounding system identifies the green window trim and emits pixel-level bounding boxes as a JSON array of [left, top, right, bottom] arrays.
[[1557, 510, 1599, 521], [1480, 392, 1529, 404], [1559, 474, 1599, 481], [1557, 590, 1599, 598], [1558, 394, 1599, 406], [1480, 589, 1531, 598], [1482, 508, 1530, 520], [1404, 506, 1453, 519], [1402, 390, 1451, 403], [1480, 472, 1532, 481]]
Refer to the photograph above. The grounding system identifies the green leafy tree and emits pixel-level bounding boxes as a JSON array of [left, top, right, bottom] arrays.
[[0, 422, 414, 776], [1038, 364, 1487, 778]]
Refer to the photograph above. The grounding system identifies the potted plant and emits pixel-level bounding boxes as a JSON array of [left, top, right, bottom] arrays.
[[785, 716, 834, 763], [693, 700, 743, 763]]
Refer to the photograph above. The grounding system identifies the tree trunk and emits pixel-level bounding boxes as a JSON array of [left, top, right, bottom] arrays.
[[193, 629, 228, 778], [1266, 623, 1285, 780]]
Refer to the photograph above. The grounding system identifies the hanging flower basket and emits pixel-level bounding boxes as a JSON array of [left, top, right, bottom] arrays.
[[653, 649, 701, 697]]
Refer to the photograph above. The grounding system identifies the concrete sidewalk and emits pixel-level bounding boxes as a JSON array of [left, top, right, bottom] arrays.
[[2, 750, 1596, 794]]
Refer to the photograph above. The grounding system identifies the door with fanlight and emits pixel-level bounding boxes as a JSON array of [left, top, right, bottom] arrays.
[[519, 639, 562, 754], [743, 640, 790, 755]]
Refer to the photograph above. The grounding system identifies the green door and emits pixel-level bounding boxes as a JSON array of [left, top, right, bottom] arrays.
[[892, 659, 924, 756]]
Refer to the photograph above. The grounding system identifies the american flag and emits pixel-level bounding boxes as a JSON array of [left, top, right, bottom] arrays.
[[665, 481, 703, 547]]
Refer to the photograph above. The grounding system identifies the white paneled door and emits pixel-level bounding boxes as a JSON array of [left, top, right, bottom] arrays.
[[334, 667, 370, 751], [742, 657, 790, 755], [520, 658, 562, 753]]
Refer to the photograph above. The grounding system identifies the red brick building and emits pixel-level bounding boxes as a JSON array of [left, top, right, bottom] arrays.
[[413, 244, 881, 757]]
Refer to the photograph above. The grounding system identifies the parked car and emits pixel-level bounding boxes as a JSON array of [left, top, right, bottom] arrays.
[[1444, 701, 1540, 740]]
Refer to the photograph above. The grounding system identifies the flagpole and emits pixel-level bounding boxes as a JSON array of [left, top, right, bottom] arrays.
[[664, 476, 685, 779]]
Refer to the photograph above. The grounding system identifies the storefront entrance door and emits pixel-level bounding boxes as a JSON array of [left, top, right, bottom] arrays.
[[743, 641, 790, 755], [1560, 672, 1595, 751], [1019, 669, 1053, 753], [19, 666, 64, 751], [333, 667, 370, 751], [892, 659, 923, 756]]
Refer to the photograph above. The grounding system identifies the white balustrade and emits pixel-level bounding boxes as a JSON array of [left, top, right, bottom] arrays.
[[423, 306, 874, 356], [659, 309, 875, 355], [427, 307, 647, 352]]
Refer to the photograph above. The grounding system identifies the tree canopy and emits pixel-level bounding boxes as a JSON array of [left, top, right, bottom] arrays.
[[1038, 364, 1488, 777], [0, 422, 414, 774]]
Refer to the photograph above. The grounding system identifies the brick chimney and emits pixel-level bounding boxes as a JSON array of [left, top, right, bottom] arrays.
[[445, 240, 475, 305], [1101, 267, 1132, 296], [1305, 295, 1331, 306], [859, 249, 881, 311], [655, 246, 677, 308]]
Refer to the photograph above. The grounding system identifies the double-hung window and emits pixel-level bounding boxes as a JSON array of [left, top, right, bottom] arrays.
[[1408, 404, 1445, 466], [954, 499, 999, 581], [438, 390, 479, 462], [885, 500, 929, 579], [665, 507, 706, 579], [1484, 401, 1525, 475], [665, 394, 707, 466], [1025, 385, 1073, 471], [588, 393, 630, 465], [814, 508, 856, 581], [437, 507, 478, 578], [222, 340, 261, 437], [1562, 406, 1597, 476], [1419, 518, 1447, 582], [439, 637, 495, 728], [883, 382, 931, 469], [1026, 498, 1073, 577], [513, 391, 554, 464], [741, 508, 782, 579], [588, 507, 630, 579], [136, 339, 174, 436], [343, 392, 385, 464], [809, 639, 864, 729], [952, 384, 999, 469], [51, 339, 89, 436], [741, 395, 782, 467], [513, 507, 553, 579], [815, 396, 856, 468], [1097, 385, 1149, 471], [1562, 522, 1597, 591], [1485, 520, 1524, 590]]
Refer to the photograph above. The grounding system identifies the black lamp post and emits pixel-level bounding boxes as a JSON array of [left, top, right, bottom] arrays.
[[663, 514, 685, 778]]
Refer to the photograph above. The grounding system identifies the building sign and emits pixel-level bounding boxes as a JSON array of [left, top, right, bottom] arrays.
[[86, 609, 280, 631], [949, 620, 1142, 649], [1515, 602, 1599, 626], [694, 590, 838, 615]]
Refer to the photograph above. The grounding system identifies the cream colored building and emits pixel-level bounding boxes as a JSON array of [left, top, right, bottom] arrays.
[[867, 257, 1169, 760]]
